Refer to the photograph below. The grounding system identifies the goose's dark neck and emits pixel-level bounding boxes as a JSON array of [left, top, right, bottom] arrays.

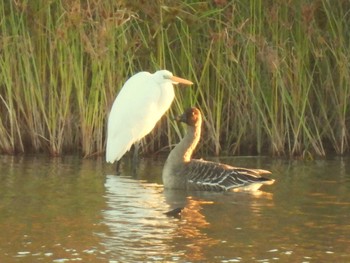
[[170, 124, 201, 163]]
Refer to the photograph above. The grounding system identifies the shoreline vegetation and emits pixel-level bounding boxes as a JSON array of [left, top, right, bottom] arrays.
[[0, 0, 349, 158]]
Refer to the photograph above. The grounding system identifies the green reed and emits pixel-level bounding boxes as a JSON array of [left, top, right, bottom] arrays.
[[0, 0, 350, 158]]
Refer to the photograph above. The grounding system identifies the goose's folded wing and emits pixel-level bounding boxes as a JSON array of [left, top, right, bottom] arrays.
[[185, 159, 274, 191]]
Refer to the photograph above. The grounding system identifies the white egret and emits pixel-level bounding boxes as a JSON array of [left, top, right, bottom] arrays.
[[162, 107, 275, 191], [106, 70, 193, 167]]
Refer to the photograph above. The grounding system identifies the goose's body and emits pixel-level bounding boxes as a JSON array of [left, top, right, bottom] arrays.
[[162, 107, 274, 191]]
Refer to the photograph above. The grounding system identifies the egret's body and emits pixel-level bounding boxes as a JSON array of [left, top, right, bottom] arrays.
[[162, 107, 275, 191], [106, 70, 193, 164]]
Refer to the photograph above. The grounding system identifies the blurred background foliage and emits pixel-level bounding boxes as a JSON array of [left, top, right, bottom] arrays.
[[0, 0, 350, 158]]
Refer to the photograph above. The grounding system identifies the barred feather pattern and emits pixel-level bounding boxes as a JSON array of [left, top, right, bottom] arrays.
[[162, 107, 274, 191], [184, 159, 274, 191]]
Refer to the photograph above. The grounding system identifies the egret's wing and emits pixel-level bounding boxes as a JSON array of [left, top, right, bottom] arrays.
[[106, 72, 164, 163]]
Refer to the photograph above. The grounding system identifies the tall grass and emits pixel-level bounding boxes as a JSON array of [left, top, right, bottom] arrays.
[[0, 0, 350, 158]]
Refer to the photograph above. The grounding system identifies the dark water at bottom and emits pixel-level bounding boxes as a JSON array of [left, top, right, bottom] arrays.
[[0, 155, 349, 262]]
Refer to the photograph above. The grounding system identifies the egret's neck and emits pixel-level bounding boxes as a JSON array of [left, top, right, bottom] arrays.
[[168, 123, 201, 164]]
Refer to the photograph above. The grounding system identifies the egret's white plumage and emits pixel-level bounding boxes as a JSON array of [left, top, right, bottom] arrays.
[[106, 70, 193, 163]]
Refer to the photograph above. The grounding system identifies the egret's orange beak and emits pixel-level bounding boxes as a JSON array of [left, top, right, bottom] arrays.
[[170, 76, 193, 85]]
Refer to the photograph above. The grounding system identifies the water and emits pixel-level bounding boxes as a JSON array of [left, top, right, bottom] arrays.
[[0, 155, 350, 262]]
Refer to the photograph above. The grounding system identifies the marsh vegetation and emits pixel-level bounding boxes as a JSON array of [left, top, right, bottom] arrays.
[[1, 0, 349, 158]]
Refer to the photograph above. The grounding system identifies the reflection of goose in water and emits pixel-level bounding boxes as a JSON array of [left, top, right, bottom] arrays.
[[163, 107, 275, 191], [163, 189, 219, 261], [163, 188, 275, 261]]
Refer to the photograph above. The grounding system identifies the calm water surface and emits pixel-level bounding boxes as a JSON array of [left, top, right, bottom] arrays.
[[0, 155, 350, 262]]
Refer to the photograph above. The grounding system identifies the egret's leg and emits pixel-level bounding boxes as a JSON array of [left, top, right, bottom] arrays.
[[115, 160, 121, 175], [132, 142, 140, 175], [133, 142, 140, 164]]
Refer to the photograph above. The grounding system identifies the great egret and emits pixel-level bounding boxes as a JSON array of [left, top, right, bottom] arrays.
[[162, 107, 275, 191], [106, 70, 193, 167]]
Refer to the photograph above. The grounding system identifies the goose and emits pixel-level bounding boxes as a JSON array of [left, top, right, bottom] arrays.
[[162, 107, 275, 191]]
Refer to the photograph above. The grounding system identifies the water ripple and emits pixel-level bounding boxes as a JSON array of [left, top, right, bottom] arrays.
[[100, 175, 178, 261]]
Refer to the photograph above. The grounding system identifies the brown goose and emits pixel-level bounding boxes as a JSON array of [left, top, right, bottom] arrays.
[[162, 107, 275, 191]]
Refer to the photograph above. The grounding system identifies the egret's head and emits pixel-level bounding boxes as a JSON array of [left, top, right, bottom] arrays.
[[176, 107, 202, 127], [154, 70, 193, 85]]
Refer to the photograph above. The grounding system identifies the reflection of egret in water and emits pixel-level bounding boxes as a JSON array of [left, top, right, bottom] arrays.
[[100, 175, 220, 262], [100, 175, 178, 261]]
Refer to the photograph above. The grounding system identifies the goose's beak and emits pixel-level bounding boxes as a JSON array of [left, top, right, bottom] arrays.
[[174, 112, 187, 123]]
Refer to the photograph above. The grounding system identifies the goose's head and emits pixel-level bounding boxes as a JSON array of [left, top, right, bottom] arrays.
[[176, 107, 202, 127]]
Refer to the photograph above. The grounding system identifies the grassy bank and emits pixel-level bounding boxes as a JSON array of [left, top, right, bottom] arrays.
[[0, 0, 349, 158]]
